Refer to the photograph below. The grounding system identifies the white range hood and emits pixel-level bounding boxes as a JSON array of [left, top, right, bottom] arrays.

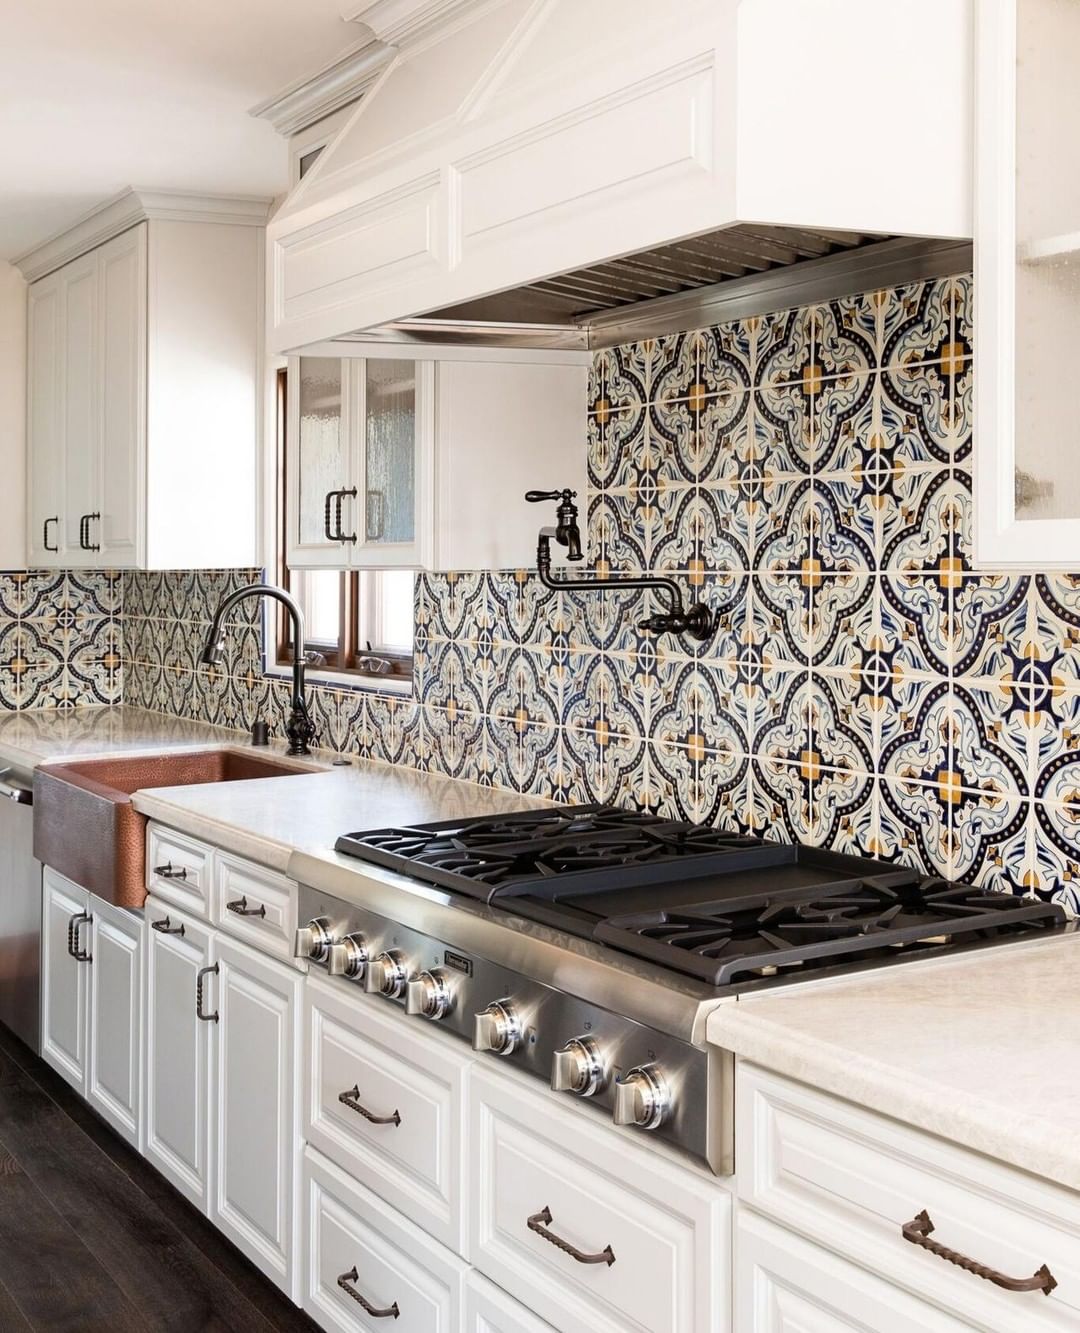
[[266, 0, 973, 354]]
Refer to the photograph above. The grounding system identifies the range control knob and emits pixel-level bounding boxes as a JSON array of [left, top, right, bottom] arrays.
[[364, 949, 409, 998], [294, 916, 333, 963], [327, 933, 368, 980], [613, 1065, 671, 1130], [551, 1036, 605, 1097], [404, 969, 454, 1020], [473, 1000, 521, 1056]]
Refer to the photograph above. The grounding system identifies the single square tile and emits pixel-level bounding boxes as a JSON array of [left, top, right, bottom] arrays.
[[880, 278, 953, 367], [879, 570, 952, 675], [755, 381, 813, 475], [749, 573, 812, 666], [877, 775, 952, 878], [811, 295, 878, 379], [755, 476, 814, 573], [750, 756, 815, 843], [879, 678, 951, 785], [814, 477, 876, 576], [812, 764, 876, 854], [879, 361, 954, 464], [754, 306, 813, 388], [813, 370, 873, 473], [954, 796, 1032, 894], [812, 573, 874, 670], [696, 322, 753, 398], [810, 671, 875, 777], [950, 572, 1030, 679], [949, 683, 1031, 801]]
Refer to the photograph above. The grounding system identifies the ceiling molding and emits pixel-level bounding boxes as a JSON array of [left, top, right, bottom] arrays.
[[249, 37, 395, 137], [15, 187, 273, 283], [341, 0, 479, 48]]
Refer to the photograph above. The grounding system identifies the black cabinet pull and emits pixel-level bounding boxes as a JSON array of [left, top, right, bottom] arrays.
[[337, 486, 358, 544], [324, 489, 341, 542], [336, 1268, 399, 1319], [225, 896, 265, 919], [67, 911, 92, 964], [43, 517, 58, 552], [153, 862, 188, 881], [85, 512, 100, 552], [526, 1206, 615, 1266], [151, 915, 185, 936], [196, 963, 219, 1022], [338, 1085, 400, 1126]]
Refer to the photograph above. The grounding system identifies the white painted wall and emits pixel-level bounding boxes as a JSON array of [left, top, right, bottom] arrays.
[[0, 263, 26, 569]]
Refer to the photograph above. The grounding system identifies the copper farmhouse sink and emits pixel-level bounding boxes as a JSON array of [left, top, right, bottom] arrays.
[[33, 750, 315, 908]]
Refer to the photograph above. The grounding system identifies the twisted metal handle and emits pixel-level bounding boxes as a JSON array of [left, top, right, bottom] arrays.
[[226, 896, 266, 919], [527, 1206, 615, 1267], [324, 489, 343, 542], [902, 1211, 1057, 1295], [196, 963, 219, 1023], [69, 912, 92, 963], [85, 512, 100, 552], [43, 516, 58, 552], [338, 486, 358, 544], [338, 1085, 400, 1126], [153, 862, 188, 880], [151, 915, 185, 936], [336, 1267, 399, 1319]]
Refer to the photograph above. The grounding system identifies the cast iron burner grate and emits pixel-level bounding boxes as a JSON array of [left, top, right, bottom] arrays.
[[594, 875, 1066, 985], [336, 805, 767, 899]]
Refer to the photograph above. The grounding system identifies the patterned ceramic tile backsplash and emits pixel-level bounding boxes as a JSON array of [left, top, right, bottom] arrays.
[[119, 273, 1080, 911], [0, 571, 122, 709]]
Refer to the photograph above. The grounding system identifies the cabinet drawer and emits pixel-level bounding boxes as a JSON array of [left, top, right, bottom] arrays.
[[146, 823, 212, 918], [735, 1208, 972, 1332], [303, 1147, 467, 1333], [740, 1063, 1080, 1332], [469, 1065, 728, 1333], [305, 976, 467, 1251], [465, 1273, 554, 1333], [214, 851, 300, 965]]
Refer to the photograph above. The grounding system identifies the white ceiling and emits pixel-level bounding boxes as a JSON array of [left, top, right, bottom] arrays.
[[0, 0, 368, 260]]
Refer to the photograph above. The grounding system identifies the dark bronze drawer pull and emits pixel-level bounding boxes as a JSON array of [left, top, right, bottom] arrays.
[[151, 915, 185, 936], [338, 1085, 400, 1126], [196, 963, 219, 1023], [902, 1210, 1057, 1296], [226, 896, 266, 919], [43, 516, 58, 553], [67, 910, 92, 963], [527, 1206, 615, 1267], [154, 862, 188, 880], [337, 1267, 399, 1319]]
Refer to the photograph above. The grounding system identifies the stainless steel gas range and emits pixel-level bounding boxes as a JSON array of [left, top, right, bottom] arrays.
[[289, 806, 1068, 1176]]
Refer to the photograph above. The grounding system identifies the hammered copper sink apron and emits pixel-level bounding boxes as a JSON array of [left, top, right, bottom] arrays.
[[33, 750, 313, 908]]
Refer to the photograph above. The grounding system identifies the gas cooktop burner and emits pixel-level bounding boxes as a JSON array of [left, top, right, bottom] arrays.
[[335, 806, 1067, 989]]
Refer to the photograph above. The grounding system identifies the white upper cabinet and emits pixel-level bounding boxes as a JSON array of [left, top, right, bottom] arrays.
[[286, 347, 586, 571], [975, 0, 1080, 566], [21, 189, 269, 569], [266, 0, 973, 352]]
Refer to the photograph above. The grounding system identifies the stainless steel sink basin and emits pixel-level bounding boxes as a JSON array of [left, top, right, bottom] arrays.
[[33, 749, 317, 907]]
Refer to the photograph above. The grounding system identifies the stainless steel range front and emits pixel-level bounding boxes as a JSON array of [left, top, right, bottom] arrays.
[[291, 806, 1068, 1176]]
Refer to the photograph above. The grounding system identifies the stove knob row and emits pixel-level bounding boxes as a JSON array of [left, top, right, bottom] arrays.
[[404, 969, 454, 1021], [294, 916, 334, 964], [327, 932, 368, 980], [613, 1064, 670, 1130], [473, 1000, 521, 1056], [364, 949, 409, 999], [550, 1037, 605, 1097]]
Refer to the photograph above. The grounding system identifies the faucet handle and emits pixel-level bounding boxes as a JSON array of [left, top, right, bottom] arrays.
[[525, 489, 576, 503]]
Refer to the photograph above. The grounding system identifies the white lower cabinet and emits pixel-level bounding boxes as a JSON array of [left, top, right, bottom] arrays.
[[211, 933, 303, 1300], [143, 893, 302, 1300], [469, 1064, 729, 1333], [303, 1147, 468, 1332], [735, 1209, 972, 1332], [464, 1273, 555, 1333], [41, 867, 143, 1148], [144, 897, 213, 1211]]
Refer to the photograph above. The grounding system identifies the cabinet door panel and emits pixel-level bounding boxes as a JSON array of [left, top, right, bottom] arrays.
[[27, 276, 65, 567], [61, 253, 99, 564], [86, 896, 142, 1148], [288, 355, 352, 566], [98, 225, 145, 566], [40, 869, 88, 1093], [144, 897, 213, 1211], [212, 935, 302, 1299]]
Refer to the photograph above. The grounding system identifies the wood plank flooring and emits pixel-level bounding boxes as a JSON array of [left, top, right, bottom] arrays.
[[0, 1024, 317, 1332]]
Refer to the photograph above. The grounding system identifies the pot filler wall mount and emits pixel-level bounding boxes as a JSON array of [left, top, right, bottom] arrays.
[[526, 489, 715, 642]]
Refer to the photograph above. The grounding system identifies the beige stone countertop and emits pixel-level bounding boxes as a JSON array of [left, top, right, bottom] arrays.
[[0, 704, 547, 874], [0, 705, 256, 771], [707, 929, 1080, 1190]]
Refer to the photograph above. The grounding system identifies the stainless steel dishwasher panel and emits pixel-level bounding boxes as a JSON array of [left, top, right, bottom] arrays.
[[0, 771, 40, 1051]]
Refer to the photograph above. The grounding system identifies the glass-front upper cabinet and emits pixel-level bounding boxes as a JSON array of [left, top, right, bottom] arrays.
[[976, 0, 1080, 565], [286, 352, 432, 569]]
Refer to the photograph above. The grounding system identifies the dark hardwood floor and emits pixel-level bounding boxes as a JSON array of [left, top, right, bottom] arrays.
[[0, 1023, 317, 1332]]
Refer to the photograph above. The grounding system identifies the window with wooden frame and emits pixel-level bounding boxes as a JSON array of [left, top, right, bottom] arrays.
[[274, 369, 414, 683]]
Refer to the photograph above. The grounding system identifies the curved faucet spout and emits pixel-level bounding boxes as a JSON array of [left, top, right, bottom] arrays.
[[200, 583, 317, 755]]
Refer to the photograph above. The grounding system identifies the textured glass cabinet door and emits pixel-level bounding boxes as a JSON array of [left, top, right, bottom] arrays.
[[976, 0, 1080, 564], [362, 358, 416, 552], [295, 356, 349, 551]]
